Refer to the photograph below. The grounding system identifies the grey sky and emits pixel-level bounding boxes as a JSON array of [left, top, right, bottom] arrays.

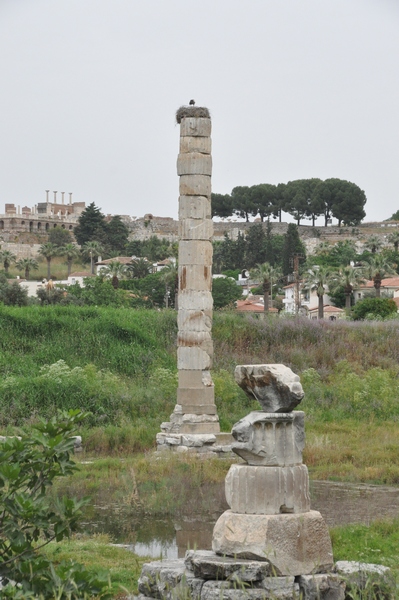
[[1, 0, 398, 224]]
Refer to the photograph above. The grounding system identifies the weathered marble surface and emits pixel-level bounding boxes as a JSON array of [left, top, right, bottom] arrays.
[[212, 510, 334, 576], [225, 464, 310, 514], [234, 365, 304, 413], [231, 411, 305, 466]]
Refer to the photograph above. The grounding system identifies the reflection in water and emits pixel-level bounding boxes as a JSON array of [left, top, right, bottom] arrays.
[[81, 480, 399, 559]]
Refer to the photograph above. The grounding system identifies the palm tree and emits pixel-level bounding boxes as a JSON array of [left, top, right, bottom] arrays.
[[362, 254, 396, 297], [59, 243, 81, 276], [0, 250, 17, 273], [314, 241, 332, 257], [330, 265, 365, 313], [128, 257, 152, 279], [388, 231, 399, 252], [82, 241, 104, 275], [102, 260, 127, 289], [15, 257, 39, 280], [303, 265, 335, 319], [365, 235, 383, 254], [38, 243, 58, 280], [250, 262, 282, 313]]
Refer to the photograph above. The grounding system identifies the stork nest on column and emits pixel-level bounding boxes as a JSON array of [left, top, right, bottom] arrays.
[[175, 105, 210, 124]]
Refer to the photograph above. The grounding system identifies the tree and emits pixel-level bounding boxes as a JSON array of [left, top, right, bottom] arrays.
[[251, 184, 277, 222], [73, 202, 107, 246], [365, 235, 383, 254], [0, 250, 16, 273], [102, 260, 127, 289], [389, 209, 399, 221], [128, 257, 152, 279], [303, 265, 335, 319], [362, 254, 396, 297], [15, 257, 39, 280], [38, 242, 59, 279], [351, 297, 397, 321], [282, 224, 306, 277], [59, 243, 81, 276], [0, 275, 28, 306], [330, 265, 365, 312], [68, 277, 128, 307], [283, 180, 311, 225], [105, 215, 130, 255], [231, 186, 254, 222], [250, 262, 282, 313], [48, 226, 72, 247], [0, 410, 112, 599], [245, 223, 267, 268], [314, 178, 366, 226], [212, 277, 243, 308], [330, 180, 367, 226], [388, 231, 399, 252], [211, 193, 233, 218], [82, 241, 104, 275]]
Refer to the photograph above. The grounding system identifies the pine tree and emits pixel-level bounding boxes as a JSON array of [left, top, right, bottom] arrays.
[[74, 203, 107, 246]]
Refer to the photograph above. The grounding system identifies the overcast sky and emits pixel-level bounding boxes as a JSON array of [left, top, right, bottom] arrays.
[[1, 0, 398, 225]]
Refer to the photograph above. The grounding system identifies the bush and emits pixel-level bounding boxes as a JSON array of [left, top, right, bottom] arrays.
[[351, 297, 397, 320], [0, 410, 112, 599], [0, 275, 28, 306], [212, 277, 243, 309]]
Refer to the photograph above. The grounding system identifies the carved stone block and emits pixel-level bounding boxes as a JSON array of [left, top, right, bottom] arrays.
[[180, 136, 211, 154], [177, 153, 212, 176], [212, 510, 334, 576], [232, 411, 305, 466], [179, 196, 211, 220], [180, 117, 211, 137], [225, 464, 310, 514], [234, 365, 304, 413], [180, 174, 211, 197]]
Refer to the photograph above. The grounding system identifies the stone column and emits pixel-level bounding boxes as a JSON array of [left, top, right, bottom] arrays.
[[156, 105, 221, 451], [212, 364, 334, 577]]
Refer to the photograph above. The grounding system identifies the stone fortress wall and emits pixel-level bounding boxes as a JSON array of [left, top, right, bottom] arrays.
[[2, 198, 398, 259]]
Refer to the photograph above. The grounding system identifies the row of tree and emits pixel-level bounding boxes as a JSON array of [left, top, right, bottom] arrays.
[[212, 178, 367, 226], [214, 223, 306, 275]]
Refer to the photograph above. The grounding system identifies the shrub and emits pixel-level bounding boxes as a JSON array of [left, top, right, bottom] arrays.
[[351, 297, 397, 321], [0, 410, 112, 599]]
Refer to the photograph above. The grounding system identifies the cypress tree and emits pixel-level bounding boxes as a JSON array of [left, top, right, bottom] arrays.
[[282, 224, 306, 276]]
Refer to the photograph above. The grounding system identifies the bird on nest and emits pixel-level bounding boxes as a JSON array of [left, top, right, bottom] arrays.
[[189, 99, 195, 106]]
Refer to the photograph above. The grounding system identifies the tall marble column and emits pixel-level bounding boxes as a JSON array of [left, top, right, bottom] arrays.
[[157, 105, 221, 449]]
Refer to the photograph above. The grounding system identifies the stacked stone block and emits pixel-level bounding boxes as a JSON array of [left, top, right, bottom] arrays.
[[213, 365, 333, 576], [157, 108, 222, 452]]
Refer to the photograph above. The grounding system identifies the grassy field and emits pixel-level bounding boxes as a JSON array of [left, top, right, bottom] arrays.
[[1, 306, 399, 596]]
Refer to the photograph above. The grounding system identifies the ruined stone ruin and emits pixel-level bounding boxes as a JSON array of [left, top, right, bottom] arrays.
[[156, 106, 231, 456], [139, 363, 392, 599]]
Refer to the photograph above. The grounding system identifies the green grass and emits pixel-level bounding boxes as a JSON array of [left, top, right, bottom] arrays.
[[1, 307, 399, 481], [43, 534, 148, 598]]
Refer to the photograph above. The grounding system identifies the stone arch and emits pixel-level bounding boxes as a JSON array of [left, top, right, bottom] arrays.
[[29, 221, 33, 232], [37, 222, 42, 230], [68, 225, 73, 230], [45, 223, 50, 231], [61, 224, 65, 229], [0, 220, 4, 230]]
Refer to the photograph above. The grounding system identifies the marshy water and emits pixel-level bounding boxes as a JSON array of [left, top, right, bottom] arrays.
[[80, 479, 399, 559]]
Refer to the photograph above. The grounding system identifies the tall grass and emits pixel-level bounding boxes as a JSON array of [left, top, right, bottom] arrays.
[[1, 307, 399, 444]]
